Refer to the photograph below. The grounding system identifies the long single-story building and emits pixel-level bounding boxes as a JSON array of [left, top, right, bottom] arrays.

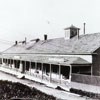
[[1, 25, 100, 91]]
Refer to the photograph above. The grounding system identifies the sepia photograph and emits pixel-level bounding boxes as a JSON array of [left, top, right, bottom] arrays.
[[0, 0, 100, 100]]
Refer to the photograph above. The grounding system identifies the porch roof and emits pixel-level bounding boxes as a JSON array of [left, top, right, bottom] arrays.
[[2, 54, 91, 66]]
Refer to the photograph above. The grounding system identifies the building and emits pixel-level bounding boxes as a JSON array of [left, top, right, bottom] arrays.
[[1, 25, 100, 91]]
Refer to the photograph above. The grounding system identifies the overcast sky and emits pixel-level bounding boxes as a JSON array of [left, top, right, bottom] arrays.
[[0, 0, 100, 51]]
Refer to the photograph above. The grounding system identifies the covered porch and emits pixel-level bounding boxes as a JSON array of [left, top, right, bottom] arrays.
[[1, 55, 92, 89]]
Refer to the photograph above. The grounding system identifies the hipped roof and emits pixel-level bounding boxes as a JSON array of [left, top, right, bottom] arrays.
[[64, 25, 80, 30]]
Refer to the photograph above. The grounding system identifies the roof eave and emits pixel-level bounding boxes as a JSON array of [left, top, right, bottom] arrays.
[[71, 63, 92, 66], [2, 52, 97, 55]]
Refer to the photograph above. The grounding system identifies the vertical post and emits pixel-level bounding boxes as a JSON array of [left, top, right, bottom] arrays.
[[10, 59, 11, 68], [69, 65, 72, 82], [5, 59, 6, 64], [59, 64, 61, 84], [19, 60, 21, 72], [1, 58, 3, 65], [15, 60, 17, 74], [91, 65, 92, 76], [84, 23, 86, 34], [16, 60, 18, 69], [7, 59, 8, 66], [50, 64, 52, 82], [19, 60, 22, 72], [6, 58, 7, 65], [24, 61, 26, 73], [4, 58, 6, 64], [3, 58, 4, 64], [29, 61, 31, 75], [13, 59, 15, 68], [4, 58, 5, 64], [12, 59, 14, 68], [4, 58, 5, 63], [77, 29, 79, 39], [41, 63, 43, 80], [35, 62, 37, 71], [2, 58, 3, 64], [15, 60, 17, 72], [35, 62, 37, 78]]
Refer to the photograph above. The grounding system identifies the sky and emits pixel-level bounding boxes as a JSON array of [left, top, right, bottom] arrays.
[[0, 0, 100, 51]]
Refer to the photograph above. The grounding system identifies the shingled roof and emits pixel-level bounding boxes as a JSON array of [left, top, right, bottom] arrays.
[[2, 33, 100, 54]]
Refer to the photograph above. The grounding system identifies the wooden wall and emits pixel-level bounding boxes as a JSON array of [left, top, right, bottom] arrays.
[[92, 47, 100, 76], [71, 73, 100, 86]]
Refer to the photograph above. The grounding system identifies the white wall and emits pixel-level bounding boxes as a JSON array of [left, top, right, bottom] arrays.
[[65, 30, 70, 40], [42, 54, 92, 63], [64, 55, 92, 63]]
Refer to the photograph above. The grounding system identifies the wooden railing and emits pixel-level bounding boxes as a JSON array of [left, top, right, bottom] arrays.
[[1, 64, 70, 88]]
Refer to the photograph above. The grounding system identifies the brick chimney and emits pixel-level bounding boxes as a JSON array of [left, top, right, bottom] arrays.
[[15, 41, 18, 45], [44, 34, 47, 40]]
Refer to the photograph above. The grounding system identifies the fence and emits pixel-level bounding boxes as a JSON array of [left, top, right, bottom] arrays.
[[71, 73, 100, 86]]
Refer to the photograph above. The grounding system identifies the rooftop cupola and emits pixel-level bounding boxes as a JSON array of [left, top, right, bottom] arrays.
[[64, 25, 80, 39]]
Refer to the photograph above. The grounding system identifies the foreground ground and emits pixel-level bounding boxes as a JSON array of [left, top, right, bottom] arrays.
[[0, 70, 89, 100], [0, 80, 55, 100]]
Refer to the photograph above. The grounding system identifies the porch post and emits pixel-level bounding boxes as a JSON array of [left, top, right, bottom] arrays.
[[24, 61, 26, 73], [15, 60, 17, 71], [15, 60, 17, 72], [1, 58, 3, 64], [59, 64, 61, 84], [91, 65, 93, 76], [35, 62, 37, 71], [4, 58, 6, 63], [19, 60, 22, 72], [5, 59, 6, 64], [50, 64, 52, 82], [69, 65, 72, 82], [41, 63, 43, 80], [13, 59, 15, 68], [10, 59, 11, 68], [3, 58, 5, 65], [7, 59, 8, 65], [29, 61, 31, 75]]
